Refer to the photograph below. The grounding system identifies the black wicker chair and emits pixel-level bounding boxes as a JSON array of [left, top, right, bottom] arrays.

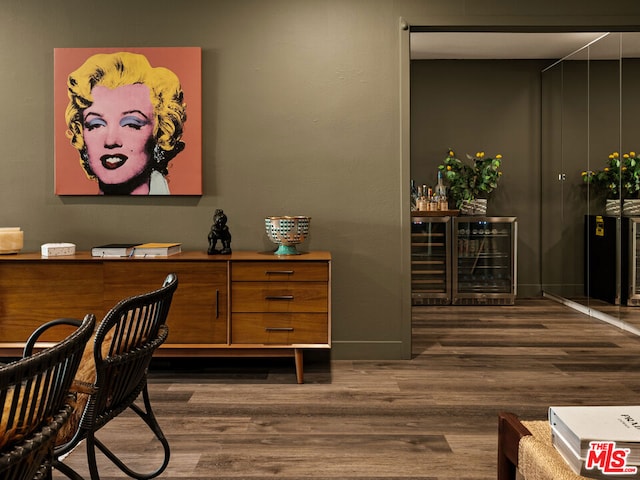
[[0, 313, 96, 480], [24, 273, 178, 480]]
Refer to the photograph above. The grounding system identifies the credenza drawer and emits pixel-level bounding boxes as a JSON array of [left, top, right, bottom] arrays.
[[231, 261, 328, 282], [231, 313, 328, 344], [231, 282, 328, 312]]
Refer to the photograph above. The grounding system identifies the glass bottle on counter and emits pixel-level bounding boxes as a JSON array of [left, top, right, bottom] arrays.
[[428, 186, 438, 211], [417, 185, 430, 211], [434, 171, 448, 211], [416, 185, 425, 211]]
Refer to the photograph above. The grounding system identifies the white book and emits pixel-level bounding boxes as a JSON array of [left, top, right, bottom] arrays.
[[549, 406, 640, 462], [552, 425, 640, 479], [551, 425, 587, 475]]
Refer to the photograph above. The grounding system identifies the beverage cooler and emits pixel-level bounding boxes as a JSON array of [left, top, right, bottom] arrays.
[[452, 217, 517, 305], [410, 215, 452, 305]]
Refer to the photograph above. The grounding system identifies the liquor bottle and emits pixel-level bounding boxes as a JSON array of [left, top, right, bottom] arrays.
[[428, 186, 437, 211], [434, 171, 448, 210], [417, 185, 428, 211]]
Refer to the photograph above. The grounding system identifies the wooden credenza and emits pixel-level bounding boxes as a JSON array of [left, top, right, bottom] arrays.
[[0, 251, 331, 383]]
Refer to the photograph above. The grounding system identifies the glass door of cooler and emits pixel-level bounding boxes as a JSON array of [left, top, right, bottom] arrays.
[[411, 215, 451, 305], [452, 217, 517, 305], [628, 218, 640, 306]]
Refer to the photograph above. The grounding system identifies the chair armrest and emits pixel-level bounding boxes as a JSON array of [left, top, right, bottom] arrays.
[[23, 318, 84, 357], [498, 412, 532, 480]]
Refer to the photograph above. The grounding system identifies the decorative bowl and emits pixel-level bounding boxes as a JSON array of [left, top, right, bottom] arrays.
[[265, 216, 311, 255]]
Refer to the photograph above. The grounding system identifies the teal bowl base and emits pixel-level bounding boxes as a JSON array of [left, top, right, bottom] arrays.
[[274, 245, 300, 255]]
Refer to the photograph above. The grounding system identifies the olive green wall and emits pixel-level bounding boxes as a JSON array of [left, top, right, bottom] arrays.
[[2, 0, 640, 360]]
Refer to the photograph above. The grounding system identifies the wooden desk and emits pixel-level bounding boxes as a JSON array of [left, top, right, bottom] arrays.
[[0, 251, 331, 383]]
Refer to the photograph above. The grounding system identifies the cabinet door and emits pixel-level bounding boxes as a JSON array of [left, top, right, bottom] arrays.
[[411, 217, 451, 305], [0, 262, 103, 342], [103, 261, 228, 345]]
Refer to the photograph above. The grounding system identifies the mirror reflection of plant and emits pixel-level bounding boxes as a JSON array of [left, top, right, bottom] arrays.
[[581, 151, 640, 199], [624, 151, 640, 198], [438, 148, 503, 208]]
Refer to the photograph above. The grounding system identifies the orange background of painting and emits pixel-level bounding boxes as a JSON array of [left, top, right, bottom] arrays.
[[54, 47, 202, 195]]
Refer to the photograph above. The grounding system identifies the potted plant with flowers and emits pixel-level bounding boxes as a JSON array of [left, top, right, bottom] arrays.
[[438, 148, 503, 215], [622, 151, 640, 215], [581, 151, 640, 215]]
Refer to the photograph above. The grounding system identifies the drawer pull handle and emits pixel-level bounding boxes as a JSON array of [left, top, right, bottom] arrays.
[[265, 327, 294, 332], [265, 270, 295, 275], [215, 289, 219, 319], [265, 295, 294, 300]]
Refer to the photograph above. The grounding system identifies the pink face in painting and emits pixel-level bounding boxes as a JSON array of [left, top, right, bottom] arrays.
[[83, 84, 155, 194]]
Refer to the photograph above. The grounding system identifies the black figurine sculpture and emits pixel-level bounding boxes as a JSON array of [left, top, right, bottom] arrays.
[[207, 209, 232, 255]]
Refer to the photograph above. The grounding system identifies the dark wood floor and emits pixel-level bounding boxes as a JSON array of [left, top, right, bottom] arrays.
[[53, 298, 640, 479]]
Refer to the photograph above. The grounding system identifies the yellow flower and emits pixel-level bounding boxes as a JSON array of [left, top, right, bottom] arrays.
[[446, 165, 452, 171], [613, 152, 620, 158], [631, 151, 636, 157], [496, 154, 502, 159]]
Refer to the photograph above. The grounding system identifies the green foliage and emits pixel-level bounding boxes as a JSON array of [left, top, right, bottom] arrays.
[[437, 149, 503, 208]]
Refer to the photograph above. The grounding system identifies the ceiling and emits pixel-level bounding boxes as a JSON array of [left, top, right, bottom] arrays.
[[410, 32, 609, 60]]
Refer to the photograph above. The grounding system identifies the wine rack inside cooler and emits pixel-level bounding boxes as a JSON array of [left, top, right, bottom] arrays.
[[452, 217, 517, 305], [411, 216, 451, 305]]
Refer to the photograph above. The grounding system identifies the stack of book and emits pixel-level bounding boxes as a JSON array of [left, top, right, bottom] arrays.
[[91, 243, 181, 257], [549, 405, 640, 479]]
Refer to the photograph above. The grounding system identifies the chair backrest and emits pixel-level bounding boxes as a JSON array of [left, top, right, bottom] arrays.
[[74, 273, 178, 439], [0, 313, 95, 480]]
